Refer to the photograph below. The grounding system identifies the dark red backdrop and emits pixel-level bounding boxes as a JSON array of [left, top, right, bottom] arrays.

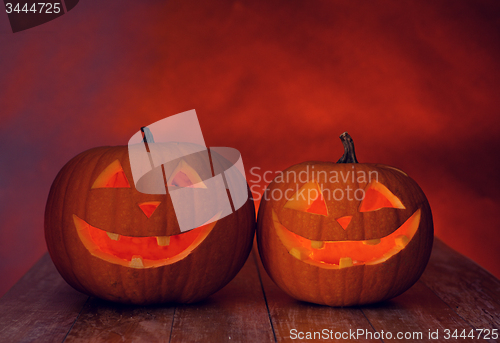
[[1, 0, 499, 296]]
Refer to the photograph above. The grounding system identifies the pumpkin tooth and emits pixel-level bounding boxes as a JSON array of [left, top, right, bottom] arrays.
[[363, 238, 381, 245], [310, 240, 324, 249], [156, 236, 170, 246], [289, 247, 311, 260], [339, 257, 353, 269], [395, 235, 409, 248], [106, 232, 120, 241], [130, 255, 144, 268]]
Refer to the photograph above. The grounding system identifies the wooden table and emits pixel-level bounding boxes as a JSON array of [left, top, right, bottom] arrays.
[[0, 238, 498, 342]]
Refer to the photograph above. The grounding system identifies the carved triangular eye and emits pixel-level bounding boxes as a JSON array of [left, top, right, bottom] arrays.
[[92, 160, 131, 189], [284, 182, 328, 216], [359, 181, 405, 212], [167, 160, 207, 189]]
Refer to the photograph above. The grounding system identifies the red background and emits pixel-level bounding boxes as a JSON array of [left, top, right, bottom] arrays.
[[1, 1, 499, 297]]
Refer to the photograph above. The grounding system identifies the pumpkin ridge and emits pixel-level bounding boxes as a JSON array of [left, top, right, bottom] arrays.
[[84, 147, 117, 291], [61, 149, 101, 293]]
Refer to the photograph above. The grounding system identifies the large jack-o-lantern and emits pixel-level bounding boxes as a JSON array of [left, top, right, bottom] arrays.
[[257, 133, 433, 306], [45, 144, 255, 304]]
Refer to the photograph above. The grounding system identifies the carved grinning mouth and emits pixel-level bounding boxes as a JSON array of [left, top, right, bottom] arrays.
[[73, 214, 218, 269], [273, 209, 421, 269]]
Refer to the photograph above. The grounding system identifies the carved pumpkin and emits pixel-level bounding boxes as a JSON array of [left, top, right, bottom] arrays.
[[257, 133, 433, 306], [45, 144, 255, 304]]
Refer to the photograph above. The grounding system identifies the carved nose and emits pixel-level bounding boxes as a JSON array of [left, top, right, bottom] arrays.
[[336, 216, 352, 230], [138, 201, 161, 218]]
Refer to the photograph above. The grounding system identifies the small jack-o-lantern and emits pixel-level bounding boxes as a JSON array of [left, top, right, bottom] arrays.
[[257, 133, 433, 306], [45, 144, 255, 304]]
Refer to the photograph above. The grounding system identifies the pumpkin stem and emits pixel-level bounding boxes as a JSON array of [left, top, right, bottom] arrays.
[[141, 127, 155, 144], [337, 132, 359, 163], [141, 127, 155, 162]]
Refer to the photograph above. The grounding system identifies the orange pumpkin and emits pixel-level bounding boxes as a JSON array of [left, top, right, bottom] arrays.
[[45, 144, 255, 304], [257, 133, 433, 306]]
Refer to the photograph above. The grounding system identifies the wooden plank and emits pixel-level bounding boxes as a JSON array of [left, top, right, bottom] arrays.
[[2, 238, 498, 342], [0, 253, 88, 342], [361, 281, 474, 342], [254, 244, 375, 343], [64, 299, 175, 343], [170, 252, 274, 343], [420, 238, 500, 331]]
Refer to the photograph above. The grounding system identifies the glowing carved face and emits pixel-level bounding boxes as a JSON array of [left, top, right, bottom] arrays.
[[74, 159, 218, 269], [273, 180, 421, 269]]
